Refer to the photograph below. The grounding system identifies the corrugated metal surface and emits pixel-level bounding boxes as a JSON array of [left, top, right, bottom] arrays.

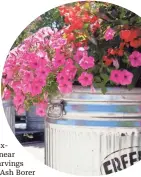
[[2, 100, 15, 134], [26, 105, 44, 130], [45, 87, 141, 176]]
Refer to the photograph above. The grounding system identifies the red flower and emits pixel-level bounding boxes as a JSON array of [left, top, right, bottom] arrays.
[[120, 30, 138, 42], [82, 12, 91, 22], [67, 33, 75, 41], [94, 21, 100, 28], [130, 39, 141, 48], [74, 19, 84, 30], [103, 56, 113, 66], [75, 41, 87, 47], [117, 49, 124, 56], [108, 48, 116, 55], [90, 16, 98, 23], [59, 6, 67, 16], [119, 42, 125, 49], [74, 3, 81, 11]]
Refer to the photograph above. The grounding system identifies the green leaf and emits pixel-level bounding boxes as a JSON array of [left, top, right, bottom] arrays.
[[94, 82, 102, 88], [101, 86, 107, 95], [95, 76, 102, 83], [83, 23, 89, 29], [100, 74, 109, 84]]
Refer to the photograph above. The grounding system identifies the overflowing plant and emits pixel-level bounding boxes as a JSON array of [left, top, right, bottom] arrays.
[[1, 1, 141, 116]]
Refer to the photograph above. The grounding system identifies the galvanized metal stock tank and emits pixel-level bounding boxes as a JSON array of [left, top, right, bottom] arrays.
[[45, 87, 141, 176], [2, 99, 15, 134], [26, 105, 44, 131]]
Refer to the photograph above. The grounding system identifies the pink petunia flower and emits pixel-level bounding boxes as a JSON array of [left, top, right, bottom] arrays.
[[13, 94, 25, 107], [17, 106, 25, 115], [4, 67, 14, 80], [110, 70, 122, 85], [57, 71, 69, 83], [28, 55, 39, 69], [22, 82, 32, 94], [35, 101, 48, 117], [78, 72, 93, 87], [120, 70, 133, 85], [36, 50, 49, 61], [34, 77, 46, 87], [2, 88, 11, 100], [104, 28, 115, 41], [63, 63, 77, 80], [49, 31, 67, 49], [113, 59, 119, 69], [38, 58, 48, 68], [74, 47, 88, 63], [10, 81, 22, 93], [52, 52, 65, 69], [58, 81, 72, 94], [37, 101, 48, 109], [36, 107, 46, 117], [65, 58, 74, 66], [129, 51, 141, 67], [30, 81, 43, 96], [79, 56, 95, 70], [21, 70, 34, 81], [36, 67, 50, 79]]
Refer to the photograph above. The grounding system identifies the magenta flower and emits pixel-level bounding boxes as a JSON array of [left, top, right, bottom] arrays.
[[22, 82, 32, 94], [63, 64, 77, 80], [49, 31, 67, 49], [37, 27, 54, 38], [104, 28, 115, 41], [65, 58, 74, 66], [36, 107, 46, 117], [113, 59, 119, 69], [110, 70, 122, 85], [31, 81, 42, 96], [17, 106, 25, 115], [57, 71, 69, 83], [34, 78, 46, 87], [120, 70, 133, 85], [4, 67, 14, 80], [35, 101, 48, 117], [36, 50, 48, 60], [58, 81, 72, 94], [78, 72, 93, 87], [38, 58, 49, 68], [79, 56, 95, 70], [52, 52, 65, 69], [10, 81, 22, 93], [36, 67, 50, 79], [22, 70, 34, 82], [74, 47, 87, 63], [129, 51, 141, 67], [2, 88, 11, 100], [13, 94, 25, 107], [29, 55, 39, 69], [37, 101, 48, 109]]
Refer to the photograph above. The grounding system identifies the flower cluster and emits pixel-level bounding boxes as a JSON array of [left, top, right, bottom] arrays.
[[2, 1, 141, 116], [2, 27, 65, 115], [2, 26, 95, 116], [110, 70, 133, 85], [59, 2, 99, 46]]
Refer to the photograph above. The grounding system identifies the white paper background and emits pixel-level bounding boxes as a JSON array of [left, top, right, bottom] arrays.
[[0, 0, 141, 176]]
